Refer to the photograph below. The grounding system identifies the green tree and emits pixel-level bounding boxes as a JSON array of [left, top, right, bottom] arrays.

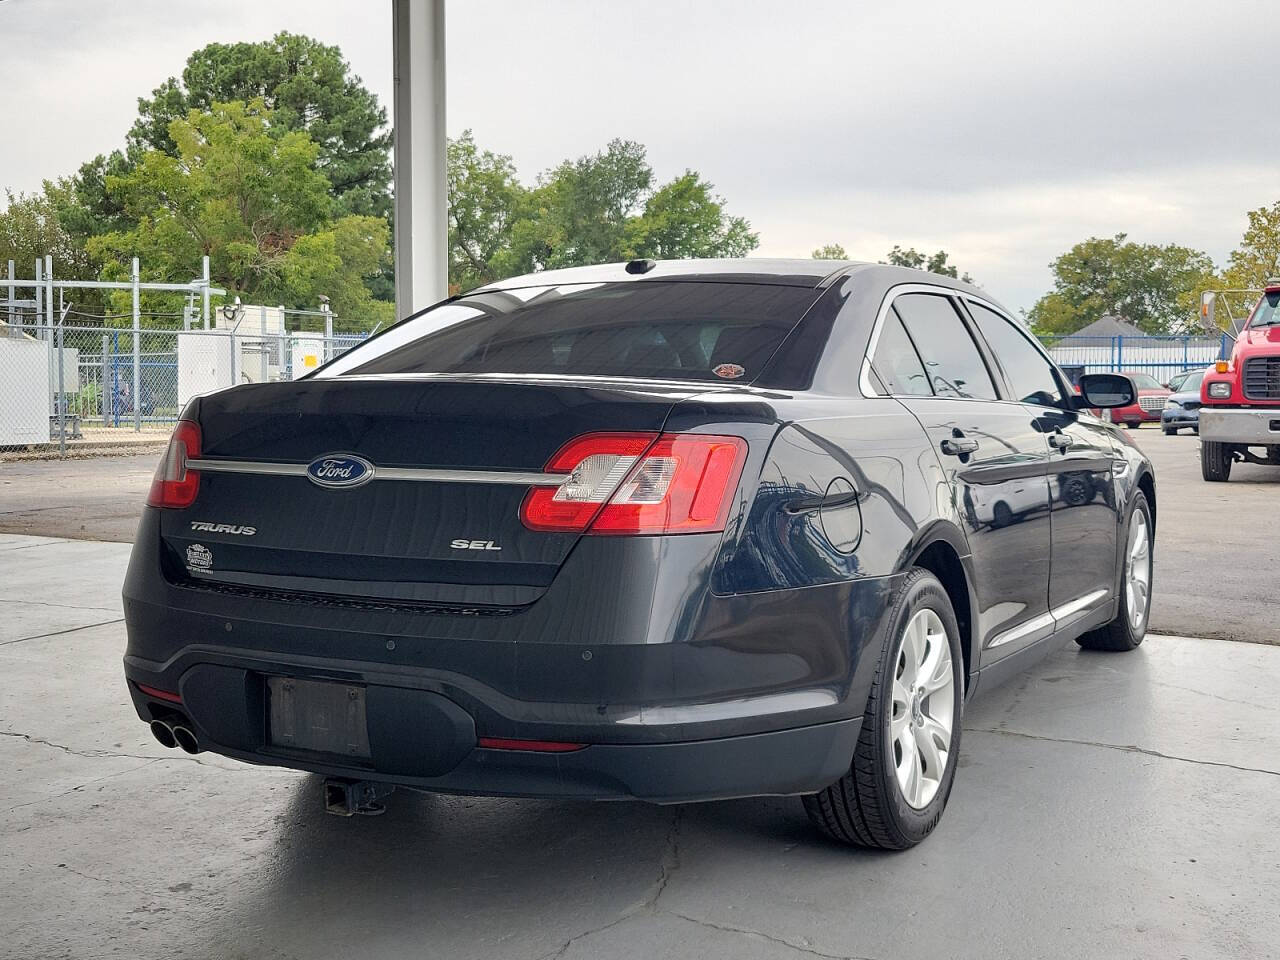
[[495, 139, 757, 281], [1027, 233, 1215, 335], [0, 181, 108, 313], [885, 245, 973, 283], [1223, 200, 1280, 289], [811, 243, 849, 260], [447, 131, 525, 293], [130, 32, 390, 218], [89, 99, 391, 328], [626, 172, 757, 261]]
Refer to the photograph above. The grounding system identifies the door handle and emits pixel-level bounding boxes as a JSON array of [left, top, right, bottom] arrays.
[[940, 437, 980, 456], [1048, 432, 1074, 450]]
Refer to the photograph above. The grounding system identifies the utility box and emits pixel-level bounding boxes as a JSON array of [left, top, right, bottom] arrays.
[[291, 337, 325, 378], [0, 338, 52, 445], [177, 333, 236, 407]]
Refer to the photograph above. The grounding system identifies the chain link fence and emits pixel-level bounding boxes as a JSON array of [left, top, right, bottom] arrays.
[[0, 323, 365, 454]]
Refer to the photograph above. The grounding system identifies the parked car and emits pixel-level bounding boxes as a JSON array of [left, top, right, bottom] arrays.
[[1161, 367, 1207, 434], [1109, 372, 1171, 428], [123, 260, 1155, 850]]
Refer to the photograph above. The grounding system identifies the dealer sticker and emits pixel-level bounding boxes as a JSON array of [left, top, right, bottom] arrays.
[[186, 543, 213, 572]]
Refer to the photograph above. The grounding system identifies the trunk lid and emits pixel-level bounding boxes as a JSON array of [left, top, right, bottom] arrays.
[[162, 375, 706, 607]]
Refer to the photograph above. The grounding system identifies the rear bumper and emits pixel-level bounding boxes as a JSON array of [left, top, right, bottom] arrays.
[[125, 665, 862, 802], [1199, 408, 1280, 445]]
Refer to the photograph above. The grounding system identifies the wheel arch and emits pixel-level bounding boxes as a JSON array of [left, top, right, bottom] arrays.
[[1136, 468, 1156, 531], [905, 526, 976, 693]]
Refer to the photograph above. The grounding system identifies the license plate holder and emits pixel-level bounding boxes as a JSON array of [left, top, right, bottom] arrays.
[[267, 676, 371, 760]]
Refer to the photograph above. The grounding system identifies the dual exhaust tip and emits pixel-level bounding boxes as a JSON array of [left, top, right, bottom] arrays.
[[150, 718, 200, 754]]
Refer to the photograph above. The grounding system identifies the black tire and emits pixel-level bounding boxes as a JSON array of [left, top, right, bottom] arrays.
[[1077, 492, 1153, 652], [1125, 422, 1139, 429], [1162, 425, 1176, 436], [803, 568, 963, 850], [1267, 446, 1280, 466], [991, 501, 1013, 529], [1200, 441, 1232, 482]]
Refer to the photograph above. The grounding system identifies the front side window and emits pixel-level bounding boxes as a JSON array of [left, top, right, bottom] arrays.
[[869, 311, 933, 395], [892, 294, 998, 400], [317, 281, 819, 383], [967, 302, 1064, 408], [1248, 289, 1280, 328]]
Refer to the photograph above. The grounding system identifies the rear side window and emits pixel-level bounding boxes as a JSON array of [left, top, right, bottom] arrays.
[[318, 281, 819, 383], [893, 294, 998, 400], [869, 311, 932, 395], [967, 302, 1065, 408]]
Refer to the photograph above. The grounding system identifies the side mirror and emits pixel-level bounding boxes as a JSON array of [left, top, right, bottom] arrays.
[[1076, 373, 1134, 409]]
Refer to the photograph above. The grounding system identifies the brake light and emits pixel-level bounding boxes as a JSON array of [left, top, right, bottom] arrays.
[[520, 432, 748, 535], [146, 419, 202, 509]]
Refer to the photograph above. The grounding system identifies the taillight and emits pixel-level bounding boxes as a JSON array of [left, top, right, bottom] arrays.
[[146, 419, 202, 509], [520, 432, 748, 536]]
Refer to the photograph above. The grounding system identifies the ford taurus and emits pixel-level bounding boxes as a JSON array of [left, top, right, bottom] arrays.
[[123, 259, 1155, 848]]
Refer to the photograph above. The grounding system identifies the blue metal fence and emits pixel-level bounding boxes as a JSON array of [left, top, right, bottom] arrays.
[[1040, 334, 1231, 384]]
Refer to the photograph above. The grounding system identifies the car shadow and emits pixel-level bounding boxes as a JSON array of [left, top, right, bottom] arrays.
[[197, 775, 875, 957]]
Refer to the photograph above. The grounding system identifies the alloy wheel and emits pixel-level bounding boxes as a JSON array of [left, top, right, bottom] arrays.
[[890, 608, 955, 810], [1125, 509, 1151, 630]]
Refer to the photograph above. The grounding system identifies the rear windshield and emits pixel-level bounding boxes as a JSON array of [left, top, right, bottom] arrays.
[[318, 281, 818, 382]]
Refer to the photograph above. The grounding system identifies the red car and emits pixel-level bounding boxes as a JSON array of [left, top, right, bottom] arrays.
[[1108, 373, 1171, 428]]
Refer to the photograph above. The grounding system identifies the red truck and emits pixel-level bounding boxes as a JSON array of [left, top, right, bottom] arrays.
[[1199, 281, 1280, 481]]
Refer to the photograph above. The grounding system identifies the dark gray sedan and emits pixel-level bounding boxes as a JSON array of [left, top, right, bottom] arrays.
[[1161, 367, 1207, 434]]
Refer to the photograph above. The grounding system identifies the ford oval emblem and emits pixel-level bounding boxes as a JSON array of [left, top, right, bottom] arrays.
[[306, 453, 375, 489]]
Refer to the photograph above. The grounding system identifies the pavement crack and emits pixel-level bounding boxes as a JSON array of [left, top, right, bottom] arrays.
[[0, 728, 252, 771], [55, 863, 194, 903], [648, 806, 683, 908], [6, 759, 161, 812], [663, 910, 880, 960], [0, 617, 125, 646], [968, 727, 1280, 778], [530, 808, 684, 960]]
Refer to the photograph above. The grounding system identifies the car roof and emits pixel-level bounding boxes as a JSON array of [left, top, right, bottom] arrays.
[[474, 258, 864, 291]]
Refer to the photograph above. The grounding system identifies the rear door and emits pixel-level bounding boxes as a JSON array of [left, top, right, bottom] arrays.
[[871, 291, 1053, 656], [964, 299, 1119, 633]]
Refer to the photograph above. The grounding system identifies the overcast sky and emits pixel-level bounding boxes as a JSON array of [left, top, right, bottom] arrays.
[[1, 0, 1276, 312]]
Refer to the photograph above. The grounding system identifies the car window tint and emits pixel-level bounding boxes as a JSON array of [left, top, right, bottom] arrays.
[[1130, 373, 1163, 390], [869, 310, 933, 395], [319, 281, 817, 383], [892, 294, 997, 399], [967, 302, 1065, 408]]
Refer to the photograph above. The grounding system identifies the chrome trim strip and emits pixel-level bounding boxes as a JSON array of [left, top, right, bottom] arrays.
[[986, 611, 1054, 649], [1051, 588, 1110, 622], [187, 459, 307, 477], [985, 587, 1111, 650], [187, 458, 562, 486]]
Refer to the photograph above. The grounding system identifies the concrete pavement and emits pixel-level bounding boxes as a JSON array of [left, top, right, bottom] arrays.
[[1, 534, 1277, 959]]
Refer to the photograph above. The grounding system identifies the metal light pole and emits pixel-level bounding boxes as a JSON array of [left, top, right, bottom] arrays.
[[132, 257, 141, 432], [392, 0, 449, 318]]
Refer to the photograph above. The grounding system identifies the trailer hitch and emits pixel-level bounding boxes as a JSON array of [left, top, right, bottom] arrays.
[[323, 778, 396, 817]]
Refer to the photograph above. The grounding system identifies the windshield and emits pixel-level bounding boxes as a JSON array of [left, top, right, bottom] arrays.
[[317, 281, 819, 383], [1248, 290, 1280, 327], [1177, 370, 1205, 393], [1129, 373, 1163, 390]]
